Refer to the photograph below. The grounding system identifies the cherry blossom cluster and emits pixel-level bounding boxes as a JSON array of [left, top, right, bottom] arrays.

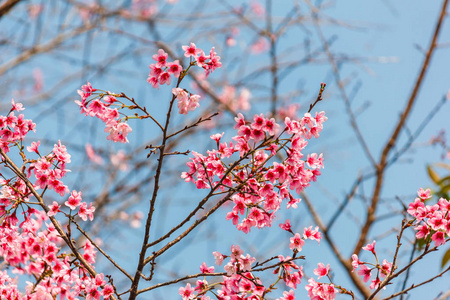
[[26, 140, 71, 197], [75, 82, 132, 143], [351, 241, 393, 290], [172, 87, 201, 115], [181, 43, 222, 76], [179, 242, 343, 300], [279, 220, 322, 253], [1, 101, 111, 299], [407, 188, 450, 247], [218, 85, 251, 112], [305, 275, 337, 300], [279, 221, 337, 299], [277, 103, 301, 120], [26, 140, 95, 221], [147, 49, 183, 88], [0, 100, 37, 225], [0, 212, 113, 299], [148, 44, 222, 115], [148, 43, 222, 89], [179, 245, 302, 300], [182, 111, 327, 232], [0, 99, 35, 153]]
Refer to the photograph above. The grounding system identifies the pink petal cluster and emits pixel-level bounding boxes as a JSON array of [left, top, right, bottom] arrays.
[[110, 150, 129, 171], [277, 290, 295, 300], [0, 213, 112, 299], [180, 245, 273, 300], [305, 278, 337, 300], [0, 106, 103, 298], [218, 85, 251, 111], [181, 43, 222, 76], [287, 226, 322, 254], [313, 263, 330, 279], [182, 112, 327, 233], [277, 103, 301, 120], [303, 226, 322, 243], [28, 141, 71, 197], [75, 82, 132, 143], [0, 100, 36, 153], [351, 243, 393, 290], [79, 202, 96, 221], [85, 143, 104, 165], [183, 249, 322, 300], [147, 49, 183, 88], [279, 219, 292, 233], [289, 233, 305, 252], [273, 255, 303, 289], [172, 87, 201, 115], [408, 188, 450, 247], [147, 45, 222, 115]]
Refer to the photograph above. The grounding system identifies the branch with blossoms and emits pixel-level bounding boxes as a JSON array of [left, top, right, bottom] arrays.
[[2, 40, 449, 300], [347, 188, 450, 299], [140, 250, 339, 296], [0, 44, 363, 300], [0, 44, 222, 300], [72, 44, 340, 300], [0, 101, 116, 299]]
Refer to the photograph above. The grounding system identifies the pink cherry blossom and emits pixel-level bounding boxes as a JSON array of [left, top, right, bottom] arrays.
[[351, 254, 362, 271], [81, 81, 96, 97], [65, 190, 82, 210], [152, 49, 168, 67], [279, 219, 292, 232], [278, 290, 295, 300], [289, 233, 305, 252], [210, 132, 224, 145], [167, 60, 182, 77], [230, 244, 243, 260], [303, 226, 321, 243], [314, 263, 330, 279], [47, 201, 61, 217], [362, 240, 376, 254], [199, 262, 214, 274], [27, 141, 40, 153], [431, 231, 446, 247], [110, 150, 129, 171], [78, 202, 95, 221], [380, 259, 392, 278], [417, 187, 432, 200], [179, 283, 195, 300], [212, 251, 224, 266], [250, 37, 269, 54], [357, 264, 372, 282], [105, 122, 132, 143], [11, 99, 25, 112], [182, 42, 202, 57], [85, 143, 104, 165], [369, 277, 381, 290]]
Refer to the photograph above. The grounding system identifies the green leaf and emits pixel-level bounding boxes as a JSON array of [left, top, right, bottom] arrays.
[[415, 238, 427, 250], [437, 176, 450, 186], [427, 165, 441, 185], [434, 162, 450, 171], [440, 184, 450, 193], [441, 248, 450, 269]]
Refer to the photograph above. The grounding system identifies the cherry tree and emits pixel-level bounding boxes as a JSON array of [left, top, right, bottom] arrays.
[[1, 0, 450, 299]]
